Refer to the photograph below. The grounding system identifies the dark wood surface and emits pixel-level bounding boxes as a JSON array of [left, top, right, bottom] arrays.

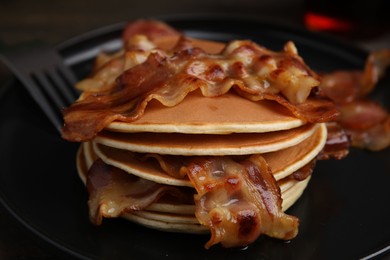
[[0, 0, 389, 259]]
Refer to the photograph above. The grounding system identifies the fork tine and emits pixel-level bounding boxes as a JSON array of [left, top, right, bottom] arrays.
[[34, 70, 68, 110], [51, 50, 80, 102], [47, 67, 76, 106]]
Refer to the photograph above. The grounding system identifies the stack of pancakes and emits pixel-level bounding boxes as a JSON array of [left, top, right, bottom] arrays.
[[76, 89, 327, 234], [63, 23, 339, 247]]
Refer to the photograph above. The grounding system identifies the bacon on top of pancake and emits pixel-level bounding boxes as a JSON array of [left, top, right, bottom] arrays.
[[62, 20, 339, 142]]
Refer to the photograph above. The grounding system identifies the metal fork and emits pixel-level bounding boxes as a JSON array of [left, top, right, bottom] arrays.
[[0, 45, 79, 134]]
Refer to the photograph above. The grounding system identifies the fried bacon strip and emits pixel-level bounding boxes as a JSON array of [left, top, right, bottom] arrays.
[[317, 122, 350, 160], [87, 159, 183, 225], [338, 100, 390, 150], [183, 155, 298, 249], [62, 21, 340, 142], [292, 159, 317, 181], [320, 49, 390, 151], [321, 50, 390, 103], [87, 156, 299, 248], [143, 153, 190, 179], [122, 19, 181, 44]]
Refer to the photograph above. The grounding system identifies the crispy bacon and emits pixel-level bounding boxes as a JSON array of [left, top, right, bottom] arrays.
[[222, 40, 321, 103], [338, 101, 390, 150], [122, 20, 180, 44], [63, 29, 338, 142], [87, 159, 182, 225], [319, 49, 390, 151], [143, 153, 190, 179], [320, 50, 390, 103], [238, 91, 339, 123], [337, 100, 390, 151], [318, 122, 350, 160], [339, 100, 388, 130], [183, 155, 298, 249], [292, 159, 317, 181], [76, 54, 127, 92], [63, 52, 171, 142]]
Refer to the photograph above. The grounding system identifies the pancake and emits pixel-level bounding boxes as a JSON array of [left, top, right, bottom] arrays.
[[91, 123, 326, 186], [121, 212, 207, 234], [281, 177, 310, 211], [133, 210, 200, 224], [145, 202, 195, 215], [92, 141, 193, 187], [95, 123, 320, 156], [76, 145, 87, 184], [264, 123, 326, 180], [76, 142, 97, 184], [107, 91, 305, 134], [78, 143, 309, 197]]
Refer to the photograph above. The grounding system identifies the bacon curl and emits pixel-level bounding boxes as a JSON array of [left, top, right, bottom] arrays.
[[183, 155, 298, 249], [87, 159, 183, 225], [320, 49, 390, 151]]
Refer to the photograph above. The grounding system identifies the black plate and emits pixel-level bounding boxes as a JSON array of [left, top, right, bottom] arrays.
[[1, 16, 389, 259]]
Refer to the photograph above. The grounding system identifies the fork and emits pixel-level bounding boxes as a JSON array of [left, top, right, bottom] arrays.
[[0, 45, 79, 134]]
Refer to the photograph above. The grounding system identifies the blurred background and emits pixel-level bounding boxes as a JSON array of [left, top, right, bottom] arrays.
[[1, 0, 389, 50], [0, 0, 305, 45], [0, 0, 389, 258]]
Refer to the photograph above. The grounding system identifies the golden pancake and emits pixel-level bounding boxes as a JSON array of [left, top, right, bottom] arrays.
[[134, 210, 199, 224], [107, 91, 305, 134], [76, 145, 87, 184], [264, 123, 326, 180], [92, 141, 193, 187], [121, 212, 207, 234], [91, 123, 326, 186], [281, 177, 310, 211], [95, 123, 320, 156], [76, 142, 98, 184]]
